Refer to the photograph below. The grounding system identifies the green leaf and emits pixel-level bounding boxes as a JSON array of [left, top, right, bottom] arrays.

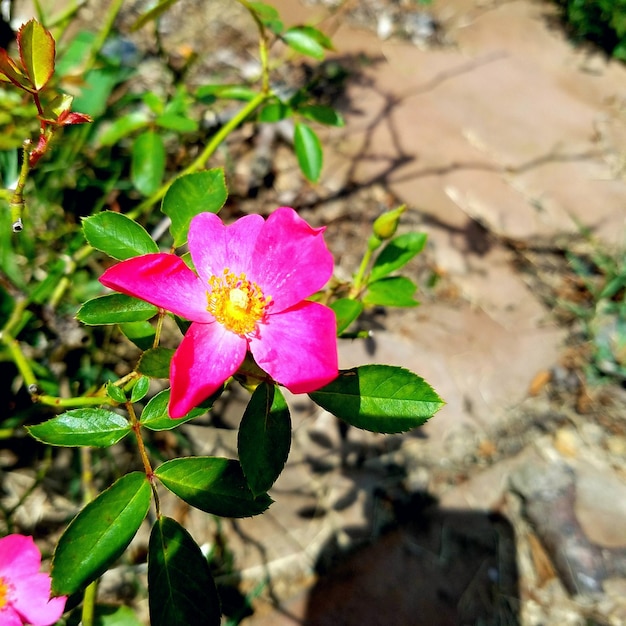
[[51, 472, 151, 596], [0, 49, 31, 90], [247, 2, 284, 33], [282, 26, 331, 59], [27, 408, 130, 447], [97, 111, 150, 147], [140, 389, 211, 431], [258, 101, 292, 122], [120, 320, 156, 351], [148, 517, 221, 626], [82, 211, 159, 260], [309, 365, 444, 433], [155, 113, 198, 133], [161, 170, 227, 247], [238, 384, 291, 496], [106, 382, 127, 404], [298, 105, 344, 127], [330, 298, 364, 335], [370, 232, 428, 281], [155, 457, 272, 517], [138, 347, 174, 378], [294, 122, 322, 182], [77, 293, 158, 325], [363, 276, 419, 307], [132, 130, 166, 196], [131, 376, 151, 403], [17, 19, 55, 90]]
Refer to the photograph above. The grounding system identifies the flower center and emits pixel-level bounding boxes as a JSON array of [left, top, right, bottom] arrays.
[[207, 269, 271, 336], [0, 577, 8, 609]]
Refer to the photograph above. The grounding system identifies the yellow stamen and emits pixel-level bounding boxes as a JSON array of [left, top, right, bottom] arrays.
[[0, 577, 8, 609], [207, 268, 271, 336]]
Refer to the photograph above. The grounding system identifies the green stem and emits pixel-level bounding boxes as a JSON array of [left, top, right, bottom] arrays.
[[84, 0, 125, 73], [350, 235, 382, 298], [9, 142, 32, 233], [127, 90, 270, 220], [80, 447, 97, 626], [32, 393, 112, 408]]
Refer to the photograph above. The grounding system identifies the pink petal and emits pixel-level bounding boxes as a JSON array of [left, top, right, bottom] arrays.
[[100, 253, 212, 322], [12, 573, 66, 626], [249, 301, 338, 393], [0, 605, 23, 626], [169, 322, 247, 418], [249, 207, 334, 312], [0, 535, 40, 579], [188, 213, 264, 283]]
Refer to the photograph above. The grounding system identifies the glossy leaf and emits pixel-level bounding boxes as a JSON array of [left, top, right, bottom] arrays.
[[155, 113, 198, 133], [18, 19, 55, 90], [0, 49, 30, 90], [138, 347, 175, 378], [106, 382, 127, 404], [309, 365, 444, 433], [330, 298, 364, 335], [27, 408, 130, 447], [51, 472, 151, 596], [148, 516, 221, 626], [258, 101, 292, 122], [370, 232, 428, 282], [248, 2, 283, 33], [294, 122, 322, 182], [77, 293, 158, 325], [132, 130, 166, 196], [140, 388, 210, 431], [120, 320, 156, 351], [161, 170, 227, 247], [131, 376, 151, 403], [155, 457, 272, 517], [238, 384, 291, 496], [298, 105, 344, 127], [82, 211, 159, 260], [283, 26, 331, 59], [363, 276, 419, 307]]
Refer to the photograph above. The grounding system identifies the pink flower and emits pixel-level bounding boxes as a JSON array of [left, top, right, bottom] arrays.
[[0, 535, 66, 626], [101, 207, 338, 417]]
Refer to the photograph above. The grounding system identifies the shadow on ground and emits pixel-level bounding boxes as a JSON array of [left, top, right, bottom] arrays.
[[303, 492, 519, 626]]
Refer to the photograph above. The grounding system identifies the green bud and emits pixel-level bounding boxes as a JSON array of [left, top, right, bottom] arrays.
[[372, 205, 406, 240]]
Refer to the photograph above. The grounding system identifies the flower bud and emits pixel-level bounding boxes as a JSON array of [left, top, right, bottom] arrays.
[[372, 205, 406, 240]]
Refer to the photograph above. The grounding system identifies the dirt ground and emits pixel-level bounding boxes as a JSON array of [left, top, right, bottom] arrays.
[[4, 0, 626, 624]]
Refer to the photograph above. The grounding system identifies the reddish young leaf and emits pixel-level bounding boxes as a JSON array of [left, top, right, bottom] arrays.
[[17, 19, 55, 91], [0, 48, 32, 90]]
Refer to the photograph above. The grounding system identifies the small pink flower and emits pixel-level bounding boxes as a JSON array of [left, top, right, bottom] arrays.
[[101, 207, 338, 417], [0, 535, 66, 626]]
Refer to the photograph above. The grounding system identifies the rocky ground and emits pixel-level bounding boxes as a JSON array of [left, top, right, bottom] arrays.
[[4, 0, 626, 624]]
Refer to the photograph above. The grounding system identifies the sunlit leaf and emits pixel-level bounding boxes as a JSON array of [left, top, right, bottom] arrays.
[[51, 472, 151, 596], [140, 388, 212, 431], [77, 293, 158, 325], [148, 517, 221, 626], [370, 232, 428, 282], [131, 376, 151, 403], [27, 409, 130, 447], [17, 19, 55, 90], [155, 457, 272, 517], [309, 365, 444, 433], [238, 384, 291, 496], [298, 105, 344, 127], [120, 320, 156, 351], [330, 298, 363, 335], [294, 122, 322, 182], [82, 211, 159, 260], [282, 25, 332, 59], [161, 170, 227, 247], [363, 276, 419, 307]]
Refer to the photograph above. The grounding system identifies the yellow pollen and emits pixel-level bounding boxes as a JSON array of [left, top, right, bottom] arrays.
[[207, 268, 271, 336], [0, 577, 8, 609]]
